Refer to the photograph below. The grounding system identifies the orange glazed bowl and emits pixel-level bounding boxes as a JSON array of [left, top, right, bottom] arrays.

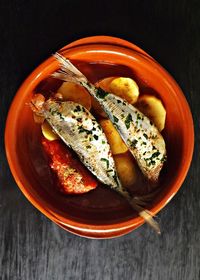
[[5, 36, 194, 238]]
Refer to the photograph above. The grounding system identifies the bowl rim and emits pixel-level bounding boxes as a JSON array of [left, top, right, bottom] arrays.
[[5, 36, 194, 238]]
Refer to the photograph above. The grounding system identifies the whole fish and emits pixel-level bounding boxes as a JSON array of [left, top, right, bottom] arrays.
[[31, 97, 122, 191], [52, 53, 167, 182]]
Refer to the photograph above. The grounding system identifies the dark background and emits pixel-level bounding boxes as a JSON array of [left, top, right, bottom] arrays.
[[1, 0, 200, 279]]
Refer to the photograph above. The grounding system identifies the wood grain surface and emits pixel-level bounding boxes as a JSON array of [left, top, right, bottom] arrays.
[[0, 0, 200, 279]]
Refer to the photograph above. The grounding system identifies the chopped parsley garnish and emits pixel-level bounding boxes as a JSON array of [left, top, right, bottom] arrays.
[[57, 112, 64, 120], [93, 135, 99, 140], [113, 116, 119, 123], [78, 126, 92, 135], [101, 158, 109, 168], [102, 140, 106, 144], [74, 105, 81, 112], [107, 169, 113, 173], [113, 171, 119, 185], [131, 139, 138, 148], [143, 133, 148, 139], [151, 151, 160, 158], [86, 145, 91, 149], [125, 113, 132, 129], [96, 87, 108, 99]]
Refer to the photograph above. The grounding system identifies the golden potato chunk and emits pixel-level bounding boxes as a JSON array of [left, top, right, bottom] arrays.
[[136, 95, 166, 131], [114, 152, 137, 187], [99, 119, 128, 155], [41, 121, 59, 141], [57, 82, 91, 110], [109, 77, 139, 104]]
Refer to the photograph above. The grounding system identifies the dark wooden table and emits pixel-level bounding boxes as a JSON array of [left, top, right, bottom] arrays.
[[1, 1, 199, 279]]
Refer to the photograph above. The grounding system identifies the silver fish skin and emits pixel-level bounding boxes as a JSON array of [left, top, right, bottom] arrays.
[[52, 53, 167, 181], [42, 99, 127, 192]]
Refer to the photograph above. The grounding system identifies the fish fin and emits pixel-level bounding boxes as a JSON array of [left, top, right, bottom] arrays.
[[52, 52, 88, 84]]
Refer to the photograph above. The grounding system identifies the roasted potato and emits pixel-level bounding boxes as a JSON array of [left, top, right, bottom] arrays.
[[109, 77, 139, 104], [57, 82, 91, 110], [99, 119, 128, 155], [114, 152, 138, 187], [136, 95, 166, 131], [41, 121, 59, 141]]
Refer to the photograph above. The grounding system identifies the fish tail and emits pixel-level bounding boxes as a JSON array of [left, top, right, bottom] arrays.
[[52, 52, 88, 85], [130, 198, 161, 234]]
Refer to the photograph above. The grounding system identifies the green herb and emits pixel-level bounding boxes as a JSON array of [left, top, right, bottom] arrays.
[[113, 171, 119, 185], [143, 133, 148, 139], [86, 145, 91, 149], [74, 105, 81, 112], [107, 169, 113, 173], [102, 140, 106, 144], [94, 135, 99, 140], [125, 113, 132, 129], [113, 116, 119, 123], [101, 158, 109, 169], [57, 112, 64, 120], [78, 126, 92, 135], [151, 151, 160, 158], [130, 139, 138, 148], [96, 87, 108, 99]]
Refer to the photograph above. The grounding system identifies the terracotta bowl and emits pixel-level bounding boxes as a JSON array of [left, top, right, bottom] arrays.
[[5, 36, 194, 238]]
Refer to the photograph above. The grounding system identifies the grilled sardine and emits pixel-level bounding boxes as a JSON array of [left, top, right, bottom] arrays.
[[52, 53, 167, 182]]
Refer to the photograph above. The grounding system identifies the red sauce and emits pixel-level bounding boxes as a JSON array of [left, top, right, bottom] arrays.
[[42, 138, 97, 194]]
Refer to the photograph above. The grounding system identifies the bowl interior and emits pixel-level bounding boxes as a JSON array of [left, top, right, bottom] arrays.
[[6, 43, 193, 228]]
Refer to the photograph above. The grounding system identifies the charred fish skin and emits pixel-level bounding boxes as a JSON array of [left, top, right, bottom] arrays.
[[52, 53, 167, 181], [42, 100, 123, 190]]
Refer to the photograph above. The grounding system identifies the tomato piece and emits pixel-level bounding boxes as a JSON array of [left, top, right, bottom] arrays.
[[42, 138, 98, 194]]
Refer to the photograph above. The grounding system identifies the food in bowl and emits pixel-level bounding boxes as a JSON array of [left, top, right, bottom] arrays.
[[29, 53, 168, 233]]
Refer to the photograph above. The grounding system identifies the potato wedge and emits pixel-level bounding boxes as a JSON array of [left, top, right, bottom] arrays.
[[114, 152, 137, 187], [99, 119, 128, 155], [136, 95, 166, 131], [41, 121, 59, 141], [57, 82, 91, 110], [109, 77, 139, 104], [92, 77, 115, 118]]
